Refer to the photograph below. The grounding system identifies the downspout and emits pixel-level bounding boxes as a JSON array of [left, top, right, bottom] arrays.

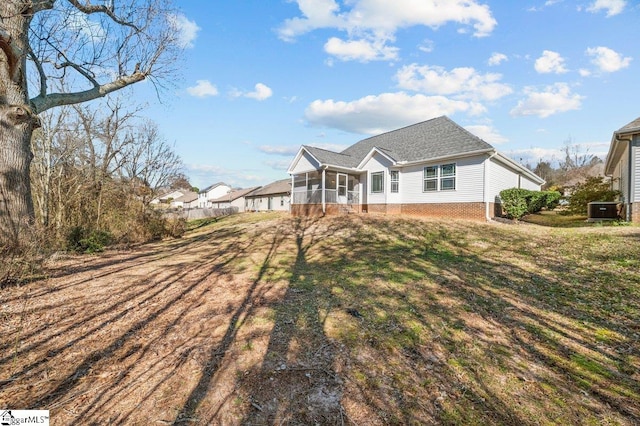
[[484, 151, 498, 221]]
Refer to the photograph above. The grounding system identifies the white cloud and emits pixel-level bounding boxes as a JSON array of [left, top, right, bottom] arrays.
[[395, 64, 512, 101], [464, 125, 509, 144], [586, 46, 632, 72], [231, 83, 273, 101], [507, 141, 610, 166], [305, 92, 485, 135], [278, 0, 497, 61], [258, 145, 300, 156], [418, 39, 435, 53], [186, 80, 219, 97], [587, 0, 626, 17], [167, 14, 200, 49], [324, 37, 399, 62], [534, 50, 568, 74], [245, 83, 273, 101], [264, 159, 293, 170], [488, 52, 508, 66], [579, 68, 592, 77], [510, 83, 583, 118]]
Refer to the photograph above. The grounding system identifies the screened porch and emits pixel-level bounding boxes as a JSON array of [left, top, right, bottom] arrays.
[[291, 170, 361, 207]]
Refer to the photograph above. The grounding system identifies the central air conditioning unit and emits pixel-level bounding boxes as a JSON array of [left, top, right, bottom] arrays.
[[587, 202, 619, 222]]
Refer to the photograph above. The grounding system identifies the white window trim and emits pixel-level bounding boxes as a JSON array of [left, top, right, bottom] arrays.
[[371, 171, 384, 193], [390, 170, 399, 193], [423, 163, 457, 192]]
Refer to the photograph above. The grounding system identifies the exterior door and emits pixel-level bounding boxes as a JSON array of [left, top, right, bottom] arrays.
[[337, 173, 348, 204]]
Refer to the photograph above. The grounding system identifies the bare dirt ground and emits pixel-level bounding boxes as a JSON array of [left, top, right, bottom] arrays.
[[1, 213, 639, 425], [1, 214, 342, 425]]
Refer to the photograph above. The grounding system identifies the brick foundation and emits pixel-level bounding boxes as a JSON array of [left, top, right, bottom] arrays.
[[292, 202, 490, 221], [632, 203, 639, 223], [401, 202, 487, 221]]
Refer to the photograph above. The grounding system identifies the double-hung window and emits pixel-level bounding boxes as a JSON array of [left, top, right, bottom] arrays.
[[440, 163, 456, 190], [423, 163, 456, 191], [371, 172, 384, 193], [423, 166, 438, 191], [390, 171, 399, 193]]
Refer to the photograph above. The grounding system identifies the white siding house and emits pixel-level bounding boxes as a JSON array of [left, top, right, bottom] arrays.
[[245, 179, 291, 212], [198, 182, 232, 208], [209, 187, 261, 213], [604, 117, 640, 223], [288, 116, 544, 220]]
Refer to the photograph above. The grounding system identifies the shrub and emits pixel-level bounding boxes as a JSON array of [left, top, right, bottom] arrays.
[[565, 176, 619, 215], [67, 227, 113, 253], [499, 188, 563, 219], [543, 191, 562, 210], [500, 188, 530, 220]]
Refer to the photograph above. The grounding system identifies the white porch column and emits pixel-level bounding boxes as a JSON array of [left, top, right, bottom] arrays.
[[322, 168, 326, 214], [290, 174, 294, 212]]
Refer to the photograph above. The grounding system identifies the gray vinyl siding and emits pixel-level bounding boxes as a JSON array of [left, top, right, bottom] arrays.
[[290, 151, 321, 174], [612, 144, 628, 201], [361, 153, 393, 205], [632, 136, 639, 203], [401, 155, 485, 203], [246, 195, 290, 212], [488, 158, 541, 197]]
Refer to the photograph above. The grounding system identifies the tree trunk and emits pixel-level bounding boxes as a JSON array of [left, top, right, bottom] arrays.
[[0, 106, 36, 248], [0, 2, 37, 249]]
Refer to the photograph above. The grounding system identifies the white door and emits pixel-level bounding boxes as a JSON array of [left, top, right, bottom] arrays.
[[337, 173, 348, 204]]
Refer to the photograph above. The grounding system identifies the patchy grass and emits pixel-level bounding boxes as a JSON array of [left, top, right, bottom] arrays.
[[1, 213, 639, 425], [522, 210, 634, 228]]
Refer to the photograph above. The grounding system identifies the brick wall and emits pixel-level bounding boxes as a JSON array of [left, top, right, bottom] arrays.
[[632, 203, 639, 223], [401, 202, 487, 221], [292, 202, 489, 221]]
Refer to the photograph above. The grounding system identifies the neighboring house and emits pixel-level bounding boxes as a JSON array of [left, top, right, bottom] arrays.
[[150, 188, 188, 205], [198, 182, 232, 208], [170, 191, 199, 209], [604, 116, 640, 223], [209, 187, 261, 212], [245, 179, 291, 212], [287, 116, 544, 221]]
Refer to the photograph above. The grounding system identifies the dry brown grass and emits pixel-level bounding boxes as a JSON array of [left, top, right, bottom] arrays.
[[1, 212, 638, 425]]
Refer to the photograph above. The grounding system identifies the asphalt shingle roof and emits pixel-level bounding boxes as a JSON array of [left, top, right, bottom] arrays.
[[617, 117, 640, 134], [338, 116, 493, 167], [246, 179, 291, 197]]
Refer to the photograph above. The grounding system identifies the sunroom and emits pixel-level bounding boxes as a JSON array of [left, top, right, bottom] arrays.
[[291, 169, 362, 214]]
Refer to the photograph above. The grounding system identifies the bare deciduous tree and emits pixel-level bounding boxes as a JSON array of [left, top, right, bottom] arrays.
[[0, 0, 180, 248]]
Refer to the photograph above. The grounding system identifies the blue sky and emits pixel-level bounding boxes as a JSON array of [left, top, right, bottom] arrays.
[[142, 0, 638, 189]]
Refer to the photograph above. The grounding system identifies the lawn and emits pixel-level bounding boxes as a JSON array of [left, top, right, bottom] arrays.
[[1, 212, 638, 425]]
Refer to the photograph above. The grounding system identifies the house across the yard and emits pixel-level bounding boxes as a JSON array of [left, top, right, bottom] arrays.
[[209, 187, 261, 212], [604, 116, 640, 223], [287, 116, 544, 221], [170, 191, 199, 209], [245, 179, 291, 212], [198, 182, 232, 208]]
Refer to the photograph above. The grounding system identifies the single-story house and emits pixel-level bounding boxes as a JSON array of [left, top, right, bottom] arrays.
[[287, 116, 544, 221], [170, 191, 199, 209], [198, 182, 232, 208], [209, 187, 261, 212], [604, 116, 640, 223], [150, 188, 189, 205], [245, 179, 291, 212]]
